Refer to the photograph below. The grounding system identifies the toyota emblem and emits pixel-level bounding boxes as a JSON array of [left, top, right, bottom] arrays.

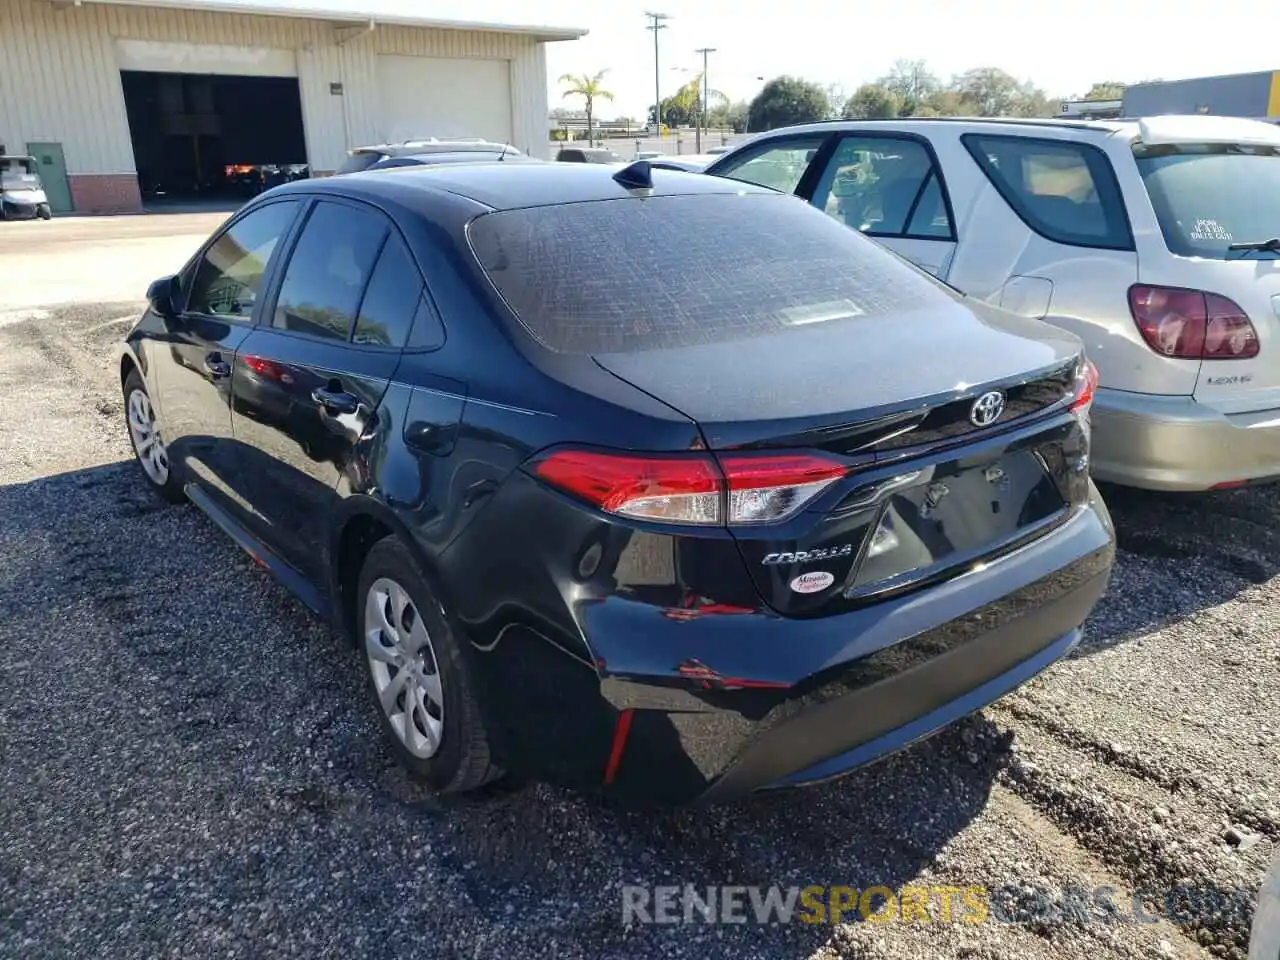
[[969, 390, 1006, 427]]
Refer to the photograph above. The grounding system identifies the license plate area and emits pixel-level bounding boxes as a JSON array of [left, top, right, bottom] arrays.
[[846, 449, 1065, 598]]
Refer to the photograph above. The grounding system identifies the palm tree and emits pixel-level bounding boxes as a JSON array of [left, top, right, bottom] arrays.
[[559, 69, 615, 145]]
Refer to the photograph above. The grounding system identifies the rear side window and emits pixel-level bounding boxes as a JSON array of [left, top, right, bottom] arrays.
[[273, 201, 387, 341], [468, 193, 955, 355], [1134, 143, 1280, 260], [353, 234, 423, 347], [710, 135, 826, 194], [962, 134, 1132, 250]]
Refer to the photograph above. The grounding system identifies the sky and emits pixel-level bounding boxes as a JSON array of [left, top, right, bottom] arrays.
[[449, 0, 1280, 120], [222, 0, 1280, 120]]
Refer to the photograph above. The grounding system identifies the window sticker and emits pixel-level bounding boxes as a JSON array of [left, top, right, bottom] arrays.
[[1189, 218, 1232, 242]]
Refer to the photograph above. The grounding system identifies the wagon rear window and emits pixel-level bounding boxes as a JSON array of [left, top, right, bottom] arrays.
[[467, 193, 953, 354]]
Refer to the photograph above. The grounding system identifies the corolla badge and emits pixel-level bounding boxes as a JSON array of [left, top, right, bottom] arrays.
[[969, 390, 1006, 427]]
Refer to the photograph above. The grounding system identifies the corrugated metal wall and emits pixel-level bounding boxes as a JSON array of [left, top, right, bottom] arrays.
[[1122, 72, 1274, 120], [0, 0, 553, 180]]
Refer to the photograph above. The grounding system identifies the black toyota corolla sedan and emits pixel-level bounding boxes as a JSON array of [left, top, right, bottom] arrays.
[[118, 160, 1114, 805]]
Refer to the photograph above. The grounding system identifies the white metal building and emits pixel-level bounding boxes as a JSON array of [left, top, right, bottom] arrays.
[[0, 0, 585, 214]]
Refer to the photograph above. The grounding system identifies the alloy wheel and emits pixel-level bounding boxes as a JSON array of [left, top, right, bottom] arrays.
[[127, 388, 170, 486], [364, 577, 445, 759]]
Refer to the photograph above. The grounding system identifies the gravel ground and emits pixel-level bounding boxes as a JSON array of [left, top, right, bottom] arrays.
[[0, 302, 1276, 960]]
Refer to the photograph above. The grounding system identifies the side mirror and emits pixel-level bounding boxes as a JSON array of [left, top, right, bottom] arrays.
[[146, 275, 179, 319]]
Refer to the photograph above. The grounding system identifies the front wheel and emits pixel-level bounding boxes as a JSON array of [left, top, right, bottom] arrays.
[[37, 204, 52, 220], [357, 537, 503, 794], [123, 369, 184, 503]]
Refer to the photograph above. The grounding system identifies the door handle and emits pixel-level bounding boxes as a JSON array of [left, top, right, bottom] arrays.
[[203, 353, 231, 379], [311, 385, 360, 415]]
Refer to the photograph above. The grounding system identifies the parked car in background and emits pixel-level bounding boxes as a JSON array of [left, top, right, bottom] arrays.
[[0, 154, 52, 220], [339, 139, 520, 174], [118, 160, 1112, 805], [707, 115, 1280, 492], [367, 152, 538, 171], [555, 146, 624, 163], [633, 150, 665, 161]]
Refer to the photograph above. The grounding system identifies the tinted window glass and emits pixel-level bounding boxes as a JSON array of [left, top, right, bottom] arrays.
[[273, 201, 386, 341], [406, 297, 446, 350], [811, 136, 953, 239], [187, 201, 299, 319], [469, 193, 953, 355], [353, 234, 423, 347], [711, 135, 826, 193], [1135, 143, 1280, 260], [962, 134, 1132, 250]]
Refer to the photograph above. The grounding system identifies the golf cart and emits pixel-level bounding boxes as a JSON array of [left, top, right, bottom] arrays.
[[0, 155, 52, 220]]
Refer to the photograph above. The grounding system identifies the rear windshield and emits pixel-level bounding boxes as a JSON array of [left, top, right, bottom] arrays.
[[467, 193, 954, 354], [1135, 143, 1280, 259]]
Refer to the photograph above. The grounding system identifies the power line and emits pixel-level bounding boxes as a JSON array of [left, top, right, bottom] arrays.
[[644, 12, 669, 136]]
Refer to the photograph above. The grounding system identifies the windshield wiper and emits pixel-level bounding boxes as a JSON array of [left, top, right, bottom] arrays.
[[1227, 238, 1280, 252]]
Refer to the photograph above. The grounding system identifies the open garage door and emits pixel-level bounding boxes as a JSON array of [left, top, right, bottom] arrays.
[[118, 40, 308, 205], [376, 55, 512, 145]]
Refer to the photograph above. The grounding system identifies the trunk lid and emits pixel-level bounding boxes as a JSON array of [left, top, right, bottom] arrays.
[[594, 299, 1090, 618]]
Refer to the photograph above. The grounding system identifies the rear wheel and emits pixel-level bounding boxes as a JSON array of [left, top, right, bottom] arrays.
[[124, 369, 184, 503], [358, 537, 502, 793]]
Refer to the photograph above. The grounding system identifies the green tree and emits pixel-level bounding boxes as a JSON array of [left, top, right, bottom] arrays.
[[747, 76, 829, 132], [1083, 81, 1126, 100], [559, 69, 614, 144], [842, 83, 901, 119], [879, 59, 940, 115], [708, 99, 750, 133], [949, 67, 1052, 118]]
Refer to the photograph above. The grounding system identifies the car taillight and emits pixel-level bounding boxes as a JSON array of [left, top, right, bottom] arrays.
[[1128, 285, 1259, 360], [532, 449, 848, 526], [1068, 359, 1099, 414]]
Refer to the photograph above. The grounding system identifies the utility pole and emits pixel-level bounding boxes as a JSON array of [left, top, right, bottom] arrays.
[[694, 47, 716, 152], [644, 12, 669, 140]]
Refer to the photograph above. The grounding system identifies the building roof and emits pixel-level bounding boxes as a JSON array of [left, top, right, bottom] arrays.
[[74, 0, 588, 41]]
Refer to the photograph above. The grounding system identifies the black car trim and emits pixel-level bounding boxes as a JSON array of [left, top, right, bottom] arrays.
[[185, 481, 328, 617], [801, 130, 960, 243]]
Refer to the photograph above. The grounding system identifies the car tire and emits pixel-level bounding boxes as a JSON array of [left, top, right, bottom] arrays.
[[37, 204, 52, 220], [357, 536, 503, 794], [123, 369, 185, 504]]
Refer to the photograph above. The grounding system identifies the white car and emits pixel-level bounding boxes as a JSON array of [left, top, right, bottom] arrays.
[[706, 115, 1280, 492]]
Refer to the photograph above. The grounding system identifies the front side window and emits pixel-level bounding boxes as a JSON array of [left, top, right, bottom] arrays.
[[1135, 143, 1280, 260], [187, 201, 300, 319], [272, 201, 387, 341], [962, 134, 1132, 250], [709, 135, 827, 194], [810, 136, 954, 239]]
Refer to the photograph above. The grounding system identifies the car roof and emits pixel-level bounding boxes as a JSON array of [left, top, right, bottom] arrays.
[[339, 160, 776, 210], [768, 116, 1133, 136]]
